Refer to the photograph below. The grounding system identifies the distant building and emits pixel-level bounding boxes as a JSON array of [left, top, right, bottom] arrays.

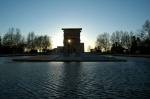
[[57, 46, 63, 53], [62, 28, 84, 56]]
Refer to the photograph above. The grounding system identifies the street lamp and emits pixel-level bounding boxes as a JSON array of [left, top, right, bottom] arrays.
[[68, 39, 71, 43], [68, 39, 71, 56]]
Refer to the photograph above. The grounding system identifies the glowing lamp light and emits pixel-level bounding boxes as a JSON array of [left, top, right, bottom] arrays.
[[68, 39, 71, 43]]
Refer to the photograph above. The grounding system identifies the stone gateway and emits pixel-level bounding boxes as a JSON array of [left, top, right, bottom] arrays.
[[62, 28, 84, 57]]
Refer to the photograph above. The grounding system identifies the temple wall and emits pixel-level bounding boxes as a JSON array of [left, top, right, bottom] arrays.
[[62, 28, 84, 57]]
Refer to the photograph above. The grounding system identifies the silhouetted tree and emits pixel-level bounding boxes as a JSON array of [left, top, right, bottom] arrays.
[[96, 32, 110, 52], [34, 35, 52, 52], [27, 31, 36, 50], [43, 35, 52, 50], [137, 29, 147, 42], [121, 31, 133, 49], [110, 31, 122, 46], [26, 33, 52, 52], [94, 46, 101, 52], [14, 29, 22, 46], [130, 36, 137, 53], [142, 20, 150, 39], [2, 28, 15, 47], [2, 28, 25, 53], [134, 20, 150, 54], [111, 43, 125, 54], [110, 31, 134, 51], [34, 35, 44, 52], [2, 28, 24, 47], [1, 28, 53, 54]]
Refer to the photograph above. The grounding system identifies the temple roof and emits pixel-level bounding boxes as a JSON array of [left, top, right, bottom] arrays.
[[62, 28, 82, 30]]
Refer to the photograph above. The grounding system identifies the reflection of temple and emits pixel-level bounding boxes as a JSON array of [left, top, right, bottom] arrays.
[[62, 28, 84, 56]]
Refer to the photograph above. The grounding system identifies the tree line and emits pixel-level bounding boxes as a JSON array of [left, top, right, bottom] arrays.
[[95, 20, 150, 54], [0, 28, 52, 54]]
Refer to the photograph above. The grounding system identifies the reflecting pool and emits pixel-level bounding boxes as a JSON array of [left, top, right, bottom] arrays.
[[0, 56, 150, 98]]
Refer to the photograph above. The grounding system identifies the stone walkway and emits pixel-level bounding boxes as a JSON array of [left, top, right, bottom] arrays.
[[12, 53, 126, 62]]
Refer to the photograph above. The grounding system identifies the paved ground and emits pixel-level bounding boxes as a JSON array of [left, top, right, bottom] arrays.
[[12, 53, 126, 62]]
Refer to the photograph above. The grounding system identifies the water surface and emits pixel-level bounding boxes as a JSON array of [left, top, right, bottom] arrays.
[[0, 56, 150, 98]]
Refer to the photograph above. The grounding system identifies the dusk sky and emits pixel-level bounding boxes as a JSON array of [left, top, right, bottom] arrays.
[[0, 0, 150, 51]]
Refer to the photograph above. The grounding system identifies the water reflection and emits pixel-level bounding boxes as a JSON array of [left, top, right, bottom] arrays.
[[0, 57, 150, 98], [58, 62, 81, 98]]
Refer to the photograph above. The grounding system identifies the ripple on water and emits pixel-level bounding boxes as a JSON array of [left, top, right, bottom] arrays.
[[0, 58, 150, 98]]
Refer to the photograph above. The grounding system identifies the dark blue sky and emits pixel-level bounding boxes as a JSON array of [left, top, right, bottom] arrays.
[[0, 0, 150, 50]]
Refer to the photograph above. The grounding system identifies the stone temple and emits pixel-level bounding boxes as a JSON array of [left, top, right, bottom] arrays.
[[62, 28, 84, 57]]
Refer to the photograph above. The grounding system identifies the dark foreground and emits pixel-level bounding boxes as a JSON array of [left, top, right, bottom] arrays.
[[0, 56, 150, 98]]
